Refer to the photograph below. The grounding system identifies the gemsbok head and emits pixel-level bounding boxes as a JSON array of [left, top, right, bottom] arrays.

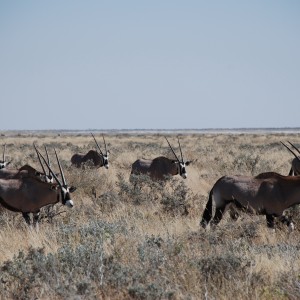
[[0, 144, 11, 169], [200, 171, 299, 231], [130, 136, 192, 181], [71, 133, 110, 169], [281, 141, 300, 176], [0, 146, 76, 227]]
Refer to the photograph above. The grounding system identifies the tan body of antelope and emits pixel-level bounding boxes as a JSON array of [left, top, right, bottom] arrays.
[[71, 134, 110, 169], [281, 141, 300, 175], [200, 172, 299, 230], [130, 137, 191, 181], [0, 147, 76, 226]]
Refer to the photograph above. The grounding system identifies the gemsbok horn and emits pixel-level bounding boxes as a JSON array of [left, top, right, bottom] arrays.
[[281, 141, 300, 176], [33, 144, 55, 183], [0, 144, 11, 169]]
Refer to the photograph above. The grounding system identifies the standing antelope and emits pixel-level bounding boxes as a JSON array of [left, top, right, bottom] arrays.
[[71, 133, 110, 169], [0, 147, 76, 226], [0, 166, 39, 180], [0, 146, 55, 183], [200, 172, 300, 231], [0, 144, 11, 169], [130, 137, 192, 181], [281, 141, 300, 176]]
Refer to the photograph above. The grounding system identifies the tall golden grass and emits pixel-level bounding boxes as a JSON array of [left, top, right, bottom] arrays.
[[0, 132, 300, 299]]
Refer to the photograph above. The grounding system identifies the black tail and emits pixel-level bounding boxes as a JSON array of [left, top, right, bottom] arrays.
[[200, 189, 213, 229]]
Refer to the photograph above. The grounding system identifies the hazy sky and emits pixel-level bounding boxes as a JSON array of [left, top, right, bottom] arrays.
[[1, 1, 299, 130]]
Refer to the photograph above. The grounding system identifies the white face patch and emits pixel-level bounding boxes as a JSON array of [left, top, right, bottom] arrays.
[[103, 155, 109, 169], [0, 161, 9, 169], [43, 175, 54, 184], [179, 162, 187, 179], [289, 222, 295, 232], [61, 186, 74, 208], [62, 186, 68, 195], [65, 199, 74, 208]]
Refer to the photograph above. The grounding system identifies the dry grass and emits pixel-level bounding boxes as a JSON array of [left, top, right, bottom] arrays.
[[1, 131, 300, 299]]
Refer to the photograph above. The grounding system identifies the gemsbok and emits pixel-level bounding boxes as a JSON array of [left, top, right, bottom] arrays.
[[130, 137, 192, 181], [0, 165, 38, 180], [200, 172, 300, 231], [71, 133, 110, 169], [0, 146, 55, 183], [281, 141, 300, 176], [0, 144, 11, 169], [0, 147, 76, 227]]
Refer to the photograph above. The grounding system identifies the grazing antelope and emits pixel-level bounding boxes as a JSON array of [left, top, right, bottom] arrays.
[[0, 147, 76, 226], [130, 137, 192, 181], [0, 146, 55, 183], [71, 133, 110, 169], [0, 166, 36, 180], [200, 172, 299, 231], [0, 144, 11, 169], [281, 141, 300, 176]]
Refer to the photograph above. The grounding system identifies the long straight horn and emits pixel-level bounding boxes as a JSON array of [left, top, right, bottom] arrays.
[[102, 135, 108, 154], [44, 146, 51, 177], [33, 144, 47, 176], [34, 146, 62, 187], [3, 144, 6, 162], [281, 141, 300, 161], [288, 141, 300, 156], [177, 137, 184, 162], [91, 133, 104, 156], [165, 137, 180, 162], [45, 146, 51, 166], [54, 148, 67, 186]]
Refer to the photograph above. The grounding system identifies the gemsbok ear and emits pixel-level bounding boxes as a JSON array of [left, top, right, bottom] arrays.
[[185, 161, 192, 166], [69, 186, 77, 193], [171, 160, 179, 164]]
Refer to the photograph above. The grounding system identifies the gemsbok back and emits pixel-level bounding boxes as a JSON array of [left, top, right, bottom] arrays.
[[71, 133, 110, 169], [130, 137, 192, 181], [200, 172, 300, 231], [0, 144, 11, 169], [281, 141, 300, 176], [0, 147, 76, 227]]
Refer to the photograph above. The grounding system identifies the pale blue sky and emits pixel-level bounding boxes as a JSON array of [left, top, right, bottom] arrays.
[[0, 1, 299, 130]]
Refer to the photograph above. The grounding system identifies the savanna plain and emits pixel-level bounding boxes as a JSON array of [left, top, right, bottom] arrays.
[[1, 131, 300, 300]]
